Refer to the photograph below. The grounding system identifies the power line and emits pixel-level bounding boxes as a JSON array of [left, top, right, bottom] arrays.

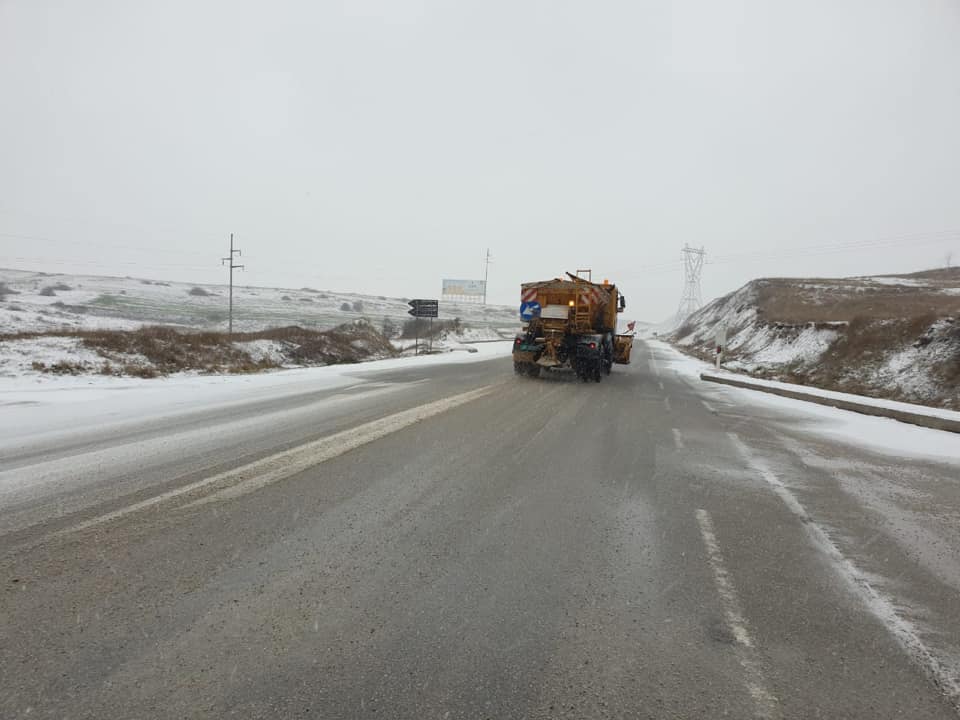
[[3, 255, 214, 271], [620, 229, 960, 279], [707, 230, 960, 266], [221, 233, 244, 334], [0, 231, 220, 260]]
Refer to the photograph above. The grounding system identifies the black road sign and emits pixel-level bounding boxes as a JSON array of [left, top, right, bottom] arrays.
[[408, 299, 439, 318]]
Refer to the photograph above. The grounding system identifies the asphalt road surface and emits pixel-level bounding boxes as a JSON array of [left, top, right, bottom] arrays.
[[3, 340, 960, 719]]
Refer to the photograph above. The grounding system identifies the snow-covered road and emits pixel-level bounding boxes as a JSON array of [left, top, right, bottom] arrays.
[[2, 339, 960, 718]]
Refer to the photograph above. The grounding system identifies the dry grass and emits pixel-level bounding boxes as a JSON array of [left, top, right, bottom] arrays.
[[755, 278, 960, 323], [3, 322, 398, 377], [808, 314, 936, 394], [708, 314, 959, 406]]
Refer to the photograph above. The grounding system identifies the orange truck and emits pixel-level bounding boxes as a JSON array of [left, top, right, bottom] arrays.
[[513, 270, 633, 382]]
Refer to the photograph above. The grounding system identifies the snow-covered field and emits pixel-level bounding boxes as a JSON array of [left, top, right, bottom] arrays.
[[0, 267, 518, 335], [0, 268, 521, 381]]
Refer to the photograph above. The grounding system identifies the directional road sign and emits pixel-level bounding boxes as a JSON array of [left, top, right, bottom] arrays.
[[408, 299, 439, 318]]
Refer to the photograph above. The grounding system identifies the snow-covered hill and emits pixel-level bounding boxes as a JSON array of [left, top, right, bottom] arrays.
[[671, 268, 960, 408], [0, 268, 518, 335]]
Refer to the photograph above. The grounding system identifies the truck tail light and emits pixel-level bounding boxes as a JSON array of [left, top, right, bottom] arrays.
[[589, 342, 596, 349]]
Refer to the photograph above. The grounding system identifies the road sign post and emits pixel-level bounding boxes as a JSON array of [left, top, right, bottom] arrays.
[[408, 299, 439, 356], [714, 324, 727, 369]]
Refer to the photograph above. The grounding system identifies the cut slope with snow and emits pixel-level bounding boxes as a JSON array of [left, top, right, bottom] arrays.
[[671, 268, 960, 408]]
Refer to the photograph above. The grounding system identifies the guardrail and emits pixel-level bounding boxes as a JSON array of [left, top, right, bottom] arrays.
[[700, 372, 960, 434]]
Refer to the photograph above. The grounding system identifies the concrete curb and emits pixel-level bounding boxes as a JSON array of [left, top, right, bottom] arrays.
[[700, 372, 960, 434]]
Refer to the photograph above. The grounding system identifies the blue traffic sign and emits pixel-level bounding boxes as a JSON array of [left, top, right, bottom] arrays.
[[520, 301, 541, 321]]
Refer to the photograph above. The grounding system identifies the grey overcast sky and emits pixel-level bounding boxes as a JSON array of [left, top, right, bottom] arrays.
[[2, 0, 959, 320]]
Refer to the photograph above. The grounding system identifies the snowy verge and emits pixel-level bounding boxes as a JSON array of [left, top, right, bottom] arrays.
[[648, 339, 960, 464], [702, 371, 960, 433], [0, 341, 513, 449]]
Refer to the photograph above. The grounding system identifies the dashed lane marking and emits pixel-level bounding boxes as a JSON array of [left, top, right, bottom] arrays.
[[648, 350, 660, 377], [696, 508, 781, 719], [672, 428, 684, 450]]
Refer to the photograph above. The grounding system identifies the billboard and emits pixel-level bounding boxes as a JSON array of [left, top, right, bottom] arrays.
[[442, 279, 486, 303]]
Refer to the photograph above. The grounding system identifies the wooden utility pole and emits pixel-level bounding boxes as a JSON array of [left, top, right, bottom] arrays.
[[483, 248, 492, 304], [221, 233, 244, 334]]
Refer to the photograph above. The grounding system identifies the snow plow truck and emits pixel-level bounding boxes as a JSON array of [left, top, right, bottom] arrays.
[[513, 270, 634, 382]]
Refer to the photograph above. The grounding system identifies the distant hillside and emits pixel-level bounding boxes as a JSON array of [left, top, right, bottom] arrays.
[[0, 268, 517, 335], [671, 268, 960, 408]]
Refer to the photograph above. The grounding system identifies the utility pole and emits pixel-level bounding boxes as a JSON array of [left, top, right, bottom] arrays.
[[483, 248, 492, 304], [676, 244, 706, 323], [221, 233, 244, 334]]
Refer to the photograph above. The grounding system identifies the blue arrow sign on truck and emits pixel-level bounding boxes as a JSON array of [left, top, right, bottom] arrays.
[[519, 301, 541, 321]]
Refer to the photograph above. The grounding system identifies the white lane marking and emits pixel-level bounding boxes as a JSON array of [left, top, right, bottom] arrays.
[[702, 399, 717, 414], [672, 428, 684, 450], [648, 350, 660, 377], [0, 381, 410, 497], [664, 396, 672, 412], [728, 432, 960, 712], [185, 385, 496, 507], [695, 509, 780, 718], [658, 381, 664, 391], [50, 386, 496, 538]]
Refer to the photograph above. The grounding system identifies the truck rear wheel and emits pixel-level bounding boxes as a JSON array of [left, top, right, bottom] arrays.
[[515, 362, 540, 378]]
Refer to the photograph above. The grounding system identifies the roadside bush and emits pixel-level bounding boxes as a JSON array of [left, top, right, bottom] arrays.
[[340, 302, 352, 311], [400, 318, 459, 339], [38, 286, 57, 297], [32, 360, 88, 375], [188, 286, 211, 296], [123, 363, 159, 379], [0, 282, 20, 299], [382, 317, 397, 338], [352, 300, 364, 312]]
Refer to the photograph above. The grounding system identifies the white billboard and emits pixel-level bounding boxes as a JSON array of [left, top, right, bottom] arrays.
[[442, 279, 486, 302]]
